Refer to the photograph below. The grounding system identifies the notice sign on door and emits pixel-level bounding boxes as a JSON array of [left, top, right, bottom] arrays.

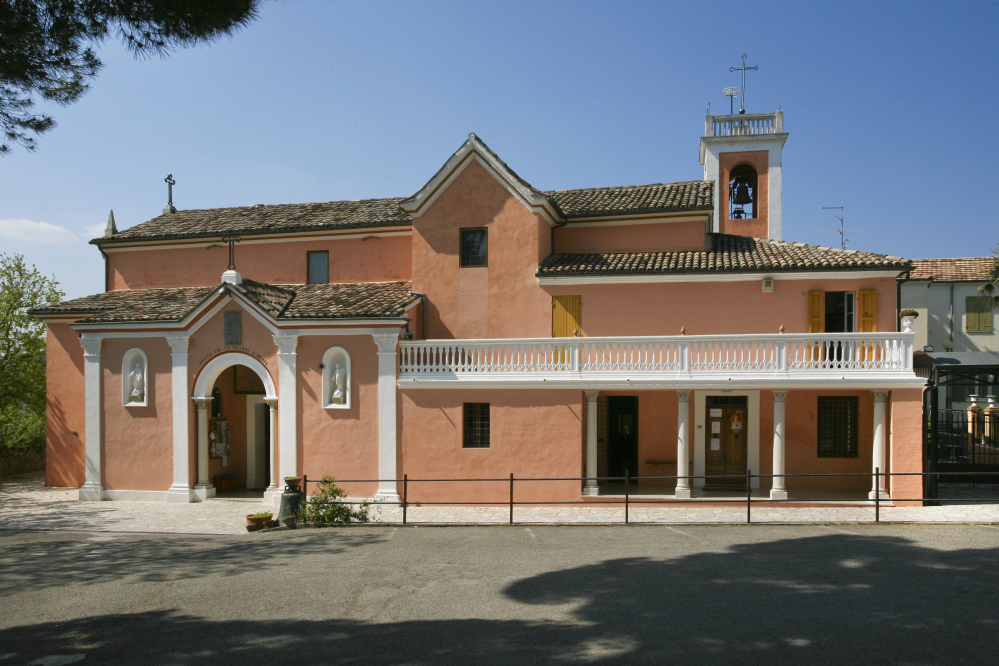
[[710, 408, 722, 417], [710, 438, 721, 450], [711, 421, 721, 434]]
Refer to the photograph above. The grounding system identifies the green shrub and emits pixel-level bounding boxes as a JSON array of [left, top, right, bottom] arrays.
[[301, 475, 371, 524], [248, 511, 273, 518]]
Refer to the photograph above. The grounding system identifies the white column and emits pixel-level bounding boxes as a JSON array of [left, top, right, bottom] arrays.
[[274, 335, 299, 483], [262, 397, 280, 505], [192, 397, 214, 501], [675, 391, 691, 499], [374, 333, 400, 501], [166, 336, 192, 502], [79, 337, 104, 501], [583, 391, 599, 496], [770, 390, 788, 500], [870, 391, 890, 500]]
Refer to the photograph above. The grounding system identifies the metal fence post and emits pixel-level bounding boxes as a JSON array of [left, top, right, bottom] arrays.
[[747, 469, 752, 524], [625, 471, 630, 525], [509, 473, 514, 525], [402, 474, 408, 526], [875, 467, 880, 523]]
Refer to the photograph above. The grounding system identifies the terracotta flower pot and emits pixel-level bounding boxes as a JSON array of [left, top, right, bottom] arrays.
[[246, 514, 273, 532], [284, 477, 303, 492]]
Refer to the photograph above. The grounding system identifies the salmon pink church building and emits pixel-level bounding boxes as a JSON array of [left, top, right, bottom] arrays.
[[33, 110, 927, 506]]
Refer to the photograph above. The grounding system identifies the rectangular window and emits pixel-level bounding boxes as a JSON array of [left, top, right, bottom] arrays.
[[307, 251, 329, 284], [824, 292, 855, 333], [460, 228, 488, 267], [817, 396, 859, 458], [966, 296, 994, 333], [463, 403, 490, 448]]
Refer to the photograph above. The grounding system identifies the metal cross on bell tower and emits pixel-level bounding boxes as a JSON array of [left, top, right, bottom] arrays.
[[729, 54, 758, 114]]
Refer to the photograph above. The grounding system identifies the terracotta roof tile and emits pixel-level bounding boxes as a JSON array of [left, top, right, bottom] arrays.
[[538, 234, 909, 277], [30, 281, 415, 323], [909, 257, 996, 281], [545, 181, 713, 218]]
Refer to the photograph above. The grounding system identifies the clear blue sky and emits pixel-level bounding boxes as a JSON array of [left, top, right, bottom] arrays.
[[2, 0, 997, 300]]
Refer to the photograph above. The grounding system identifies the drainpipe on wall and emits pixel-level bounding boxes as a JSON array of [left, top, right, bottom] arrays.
[[409, 291, 428, 339], [98, 245, 109, 292], [550, 220, 568, 255], [949, 282, 955, 348], [896, 269, 911, 332]]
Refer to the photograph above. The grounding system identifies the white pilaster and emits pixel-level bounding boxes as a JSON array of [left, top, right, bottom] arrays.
[[583, 391, 599, 496], [263, 397, 281, 505], [675, 391, 691, 499], [193, 397, 215, 502], [166, 336, 192, 502], [374, 333, 400, 501], [870, 391, 890, 500], [79, 337, 104, 501], [273, 335, 299, 484], [770, 390, 788, 500]]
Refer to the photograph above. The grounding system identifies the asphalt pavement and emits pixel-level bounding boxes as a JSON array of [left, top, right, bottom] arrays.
[[1, 524, 997, 665]]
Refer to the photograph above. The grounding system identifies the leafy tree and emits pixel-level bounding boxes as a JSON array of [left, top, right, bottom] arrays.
[[980, 242, 999, 309], [0, 0, 260, 154], [0, 254, 62, 455]]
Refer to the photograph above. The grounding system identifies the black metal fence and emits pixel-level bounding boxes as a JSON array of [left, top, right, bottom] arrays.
[[298, 469, 999, 526]]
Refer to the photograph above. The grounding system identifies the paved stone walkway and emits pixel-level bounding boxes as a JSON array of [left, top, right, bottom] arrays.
[[2, 473, 998, 535]]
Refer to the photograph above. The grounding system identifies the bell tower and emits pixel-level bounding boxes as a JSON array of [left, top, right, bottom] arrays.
[[699, 110, 788, 240]]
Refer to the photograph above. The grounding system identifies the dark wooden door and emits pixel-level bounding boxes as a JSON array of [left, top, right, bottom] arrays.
[[607, 396, 639, 479], [705, 396, 747, 488]]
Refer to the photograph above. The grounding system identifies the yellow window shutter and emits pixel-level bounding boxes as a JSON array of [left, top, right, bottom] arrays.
[[966, 296, 981, 332], [859, 290, 877, 332], [552, 296, 582, 337], [808, 291, 825, 333], [966, 296, 993, 332], [983, 298, 994, 332]]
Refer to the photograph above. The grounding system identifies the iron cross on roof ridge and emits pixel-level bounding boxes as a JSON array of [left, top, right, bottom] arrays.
[[729, 54, 758, 114], [220, 234, 241, 270]]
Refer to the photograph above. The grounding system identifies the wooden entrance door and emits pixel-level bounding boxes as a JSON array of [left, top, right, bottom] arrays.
[[705, 396, 748, 488], [607, 396, 638, 479]]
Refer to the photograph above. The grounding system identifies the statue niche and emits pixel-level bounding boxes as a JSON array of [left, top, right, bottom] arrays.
[[122, 348, 149, 406], [322, 347, 351, 409]]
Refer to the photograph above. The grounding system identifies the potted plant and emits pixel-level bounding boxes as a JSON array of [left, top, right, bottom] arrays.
[[246, 511, 274, 532], [899, 309, 919, 333], [213, 472, 237, 493]]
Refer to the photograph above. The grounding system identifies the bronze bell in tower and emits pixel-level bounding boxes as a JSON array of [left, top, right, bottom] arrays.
[[732, 177, 753, 206]]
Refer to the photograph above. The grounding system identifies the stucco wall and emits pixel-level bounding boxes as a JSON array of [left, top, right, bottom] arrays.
[[45, 324, 86, 488], [298, 335, 381, 498], [108, 234, 412, 290], [101, 337, 173, 491], [411, 159, 551, 340], [901, 281, 998, 352], [544, 278, 898, 336], [400, 389, 584, 503], [554, 220, 706, 254], [889, 389, 924, 506]]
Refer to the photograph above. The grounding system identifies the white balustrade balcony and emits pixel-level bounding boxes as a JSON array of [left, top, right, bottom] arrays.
[[398, 332, 924, 390], [705, 111, 784, 138]]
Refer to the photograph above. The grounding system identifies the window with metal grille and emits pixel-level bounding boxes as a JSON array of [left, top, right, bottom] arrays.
[[460, 228, 487, 267], [307, 251, 329, 284], [463, 403, 490, 448], [817, 396, 859, 458]]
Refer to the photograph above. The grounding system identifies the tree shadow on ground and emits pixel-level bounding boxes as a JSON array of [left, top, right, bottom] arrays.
[[0, 530, 387, 595], [1, 532, 997, 665]]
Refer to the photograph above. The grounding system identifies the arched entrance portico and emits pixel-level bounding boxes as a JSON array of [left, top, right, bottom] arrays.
[[192, 353, 278, 502]]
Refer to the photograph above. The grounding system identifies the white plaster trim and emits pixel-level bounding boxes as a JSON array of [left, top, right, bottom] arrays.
[[274, 335, 298, 482], [80, 336, 103, 500], [400, 139, 559, 224], [102, 489, 170, 502], [100, 228, 413, 252], [537, 270, 903, 285], [193, 352, 277, 399], [694, 391, 760, 489], [398, 376, 927, 391], [374, 333, 400, 501], [245, 394, 267, 489]]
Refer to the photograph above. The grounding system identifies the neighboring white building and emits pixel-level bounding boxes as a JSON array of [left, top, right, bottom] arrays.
[[902, 258, 997, 354]]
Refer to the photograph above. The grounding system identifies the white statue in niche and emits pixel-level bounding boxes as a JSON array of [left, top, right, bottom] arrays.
[[331, 363, 346, 403], [128, 362, 144, 403]]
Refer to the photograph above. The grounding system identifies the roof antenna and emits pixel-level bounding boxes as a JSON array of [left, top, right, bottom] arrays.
[[163, 174, 176, 215], [724, 87, 739, 115], [819, 206, 864, 250], [729, 54, 758, 114]]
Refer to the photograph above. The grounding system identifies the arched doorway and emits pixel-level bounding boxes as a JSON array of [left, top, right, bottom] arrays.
[[193, 354, 277, 499]]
